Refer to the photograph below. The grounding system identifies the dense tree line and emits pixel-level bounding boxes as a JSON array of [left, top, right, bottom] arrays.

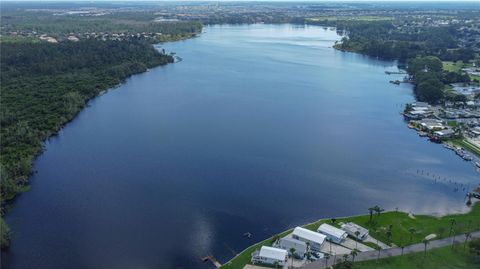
[[309, 19, 474, 63], [406, 56, 472, 104], [307, 19, 476, 104], [1, 11, 202, 38], [0, 39, 174, 248]]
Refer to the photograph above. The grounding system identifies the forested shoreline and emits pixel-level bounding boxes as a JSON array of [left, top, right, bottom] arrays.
[[0, 39, 175, 248], [304, 18, 479, 104]]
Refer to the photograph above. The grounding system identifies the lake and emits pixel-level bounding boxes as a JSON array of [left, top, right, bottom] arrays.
[[3, 24, 479, 269]]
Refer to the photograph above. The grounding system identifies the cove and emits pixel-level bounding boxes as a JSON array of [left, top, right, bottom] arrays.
[[3, 24, 479, 269]]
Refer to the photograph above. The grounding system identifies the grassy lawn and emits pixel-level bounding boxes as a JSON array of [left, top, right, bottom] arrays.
[[447, 121, 458, 127], [305, 204, 480, 247], [356, 244, 478, 269], [443, 61, 464, 73], [446, 138, 480, 158], [220, 228, 293, 269], [220, 204, 480, 269]]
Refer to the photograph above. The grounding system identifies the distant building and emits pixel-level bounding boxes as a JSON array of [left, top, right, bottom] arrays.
[[469, 126, 480, 137], [67, 35, 80, 42], [433, 128, 455, 138], [419, 119, 445, 131], [292, 227, 326, 252], [341, 222, 369, 241], [317, 223, 348, 244], [251, 246, 288, 266], [404, 102, 433, 119], [276, 237, 307, 257], [413, 102, 430, 108]]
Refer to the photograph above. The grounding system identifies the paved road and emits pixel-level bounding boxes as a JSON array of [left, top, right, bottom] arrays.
[[302, 231, 480, 269]]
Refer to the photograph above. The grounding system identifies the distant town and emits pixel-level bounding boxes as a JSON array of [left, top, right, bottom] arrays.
[[402, 62, 480, 169]]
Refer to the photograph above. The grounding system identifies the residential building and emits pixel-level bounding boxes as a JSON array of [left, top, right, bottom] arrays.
[[276, 237, 307, 257], [291, 227, 326, 252], [340, 222, 369, 241], [317, 223, 348, 244], [251, 246, 288, 266]]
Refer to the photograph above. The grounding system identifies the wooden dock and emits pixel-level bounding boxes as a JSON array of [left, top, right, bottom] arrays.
[[202, 255, 222, 268]]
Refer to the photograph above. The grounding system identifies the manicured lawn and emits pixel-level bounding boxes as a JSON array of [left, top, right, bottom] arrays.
[[356, 244, 478, 269], [220, 204, 480, 269], [306, 204, 480, 247], [220, 228, 293, 269]]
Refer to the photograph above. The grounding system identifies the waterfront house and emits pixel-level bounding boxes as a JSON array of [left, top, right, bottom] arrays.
[[291, 227, 326, 252], [317, 223, 348, 244], [251, 246, 288, 266], [419, 119, 445, 131], [433, 128, 455, 139], [340, 222, 369, 241], [276, 237, 307, 257], [404, 102, 433, 119]]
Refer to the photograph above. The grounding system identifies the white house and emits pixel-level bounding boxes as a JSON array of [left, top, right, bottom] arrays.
[[291, 227, 326, 252], [341, 222, 369, 241], [433, 128, 455, 138], [251, 246, 288, 266], [317, 223, 348, 244], [277, 237, 308, 257]]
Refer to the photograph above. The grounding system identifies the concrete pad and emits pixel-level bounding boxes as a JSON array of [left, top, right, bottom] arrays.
[[339, 238, 374, 252], [320, 241, 351, 255]]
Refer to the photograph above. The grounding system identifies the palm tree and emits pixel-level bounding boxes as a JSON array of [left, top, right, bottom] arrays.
[[273, 235, 280, 244], [289, 247, 296, 268], [376, 206, 385, 217], [449, 218, 456, 237], [342, 254, 349, 262], [351, 248, 359, 264], [368, 207, 375, 222], [423, 239, 429, 258], [354, 231, 360, 249], [451, 229, 457, 249], [324, 253, 330, 267], [464, 232, 471, 250], [408, 227, 416, 243]]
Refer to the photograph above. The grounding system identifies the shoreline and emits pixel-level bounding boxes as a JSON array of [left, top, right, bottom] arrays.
[[0, 34, 201, 250], [220, 200, 480, 269]]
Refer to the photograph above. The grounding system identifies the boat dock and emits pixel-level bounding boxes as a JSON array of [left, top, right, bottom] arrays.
[[202, 255, 222, 268]]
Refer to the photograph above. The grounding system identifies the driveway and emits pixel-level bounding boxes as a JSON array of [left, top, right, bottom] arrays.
[[302, 231, 480, 269]]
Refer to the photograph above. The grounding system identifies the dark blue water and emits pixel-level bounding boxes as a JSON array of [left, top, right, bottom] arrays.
[[3, 24, 479, 269]]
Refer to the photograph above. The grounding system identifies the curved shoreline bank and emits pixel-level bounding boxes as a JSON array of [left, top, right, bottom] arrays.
[[220, 201, 480, 269], [0, 36, 198, 249]]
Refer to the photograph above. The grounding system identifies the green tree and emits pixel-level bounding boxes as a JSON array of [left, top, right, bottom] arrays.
[[289, 247, 296, 268], [409, 227, 416, 243], [423, 239, 430, 258]]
